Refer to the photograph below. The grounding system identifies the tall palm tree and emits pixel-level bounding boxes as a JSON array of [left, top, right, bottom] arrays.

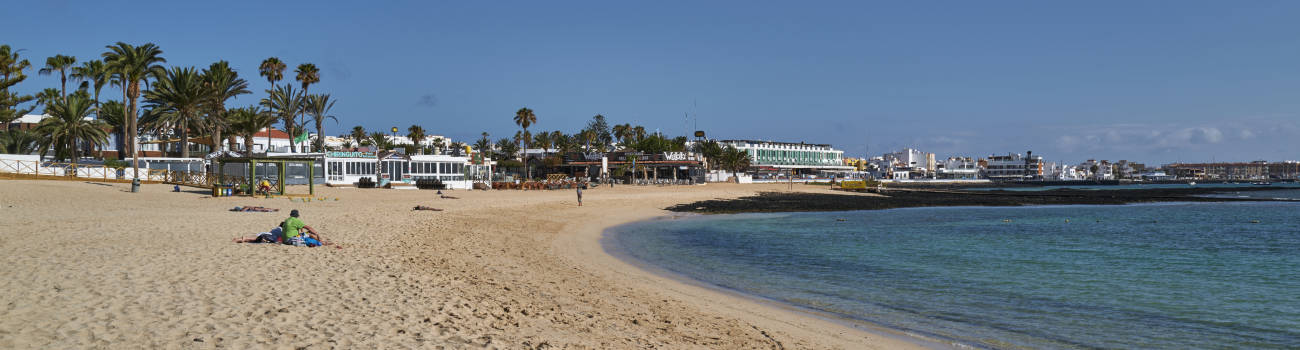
[[631, 125, 646, 142], [227, 106, 275, 156], [99, 100, 127, 159], [201, 61, 249, 154], [70, 59, 110, 112], [144, 66, 205, 158], [34, 88, 61, 112], [295, 63, 319, 92], [474, 133, 492, 159], [258, 57, 286, 151], [305, 94, 337, 152], [38, 54, 76, 99], [293, 63, 320, 152], [37, 92, 107, 162], [71, 60, 112, 159], [513, 107, 536, 178], [261, 85, 305, 153], [407, 124, 426, 154], [612, 123, 631, 147], [103, 42, 166, 179], [350, 126, 367, 149]]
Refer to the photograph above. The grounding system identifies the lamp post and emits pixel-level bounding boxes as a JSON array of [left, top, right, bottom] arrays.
[[390, 127, 398, 151]]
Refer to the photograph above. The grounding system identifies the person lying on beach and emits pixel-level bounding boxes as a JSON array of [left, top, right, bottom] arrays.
[[233, 227, 283, 243], [439, 195, 459, 199], [413, 206, 443, 211], [280, 210, 336, 247], [230, 206, 279, 212]]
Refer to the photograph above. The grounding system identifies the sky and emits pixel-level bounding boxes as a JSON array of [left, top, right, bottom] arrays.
[[9, 0, 1300, 165]]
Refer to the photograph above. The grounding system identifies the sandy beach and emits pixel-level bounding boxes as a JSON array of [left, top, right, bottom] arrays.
[[0, 180, 925, 349]]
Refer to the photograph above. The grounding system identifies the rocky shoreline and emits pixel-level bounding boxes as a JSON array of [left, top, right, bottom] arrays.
[[667, 187, 1290, 214]]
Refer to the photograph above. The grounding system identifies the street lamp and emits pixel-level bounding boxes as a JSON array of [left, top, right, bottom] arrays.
[[390, 127, 398, 150]]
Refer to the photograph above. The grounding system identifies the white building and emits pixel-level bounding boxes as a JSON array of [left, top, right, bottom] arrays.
[[935, 157, 979, 179], [717, 139, 853, 174], [231, 129, 297, 154], [316, 151, 492, 189], [983, 151, 1044, 181]]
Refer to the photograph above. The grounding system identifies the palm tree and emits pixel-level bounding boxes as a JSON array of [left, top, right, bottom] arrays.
[[99, 100, 127, 159], [691, 139, 724, 171], [305, 94, 337, 152], [37, 92, 107, 162], [407, 125, 426, 154], [612, 123, 631, 147], [533, 131, 552, 153], [448, 141, 465, 156], [350, 126, 366, 149], [631, 125, 646, 142], [70, 60, 113, 159], [201, 61, 250, 154], [474, 133, 492, 159], [227, 106, 275, 156], [719, 146, 752, 181], [0, 129, 39, 154], [38, 54, 76, 99], [577, 129, 597, 152], [143, 67, 205, 158], [495, 137, 519, 162], [293, 63, 320, 152], [513, 107, 536, 178], [261, 85, 305, 153], [368, 131, 389, 150], [70, 59, 110, 112], [34, 88, 61, 112], [295, 63, 320, 92], [258, 57, 286, 151], [103, 42, 166, 179]]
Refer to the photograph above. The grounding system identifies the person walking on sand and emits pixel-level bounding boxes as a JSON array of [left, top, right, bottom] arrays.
[[576, 185, 583, 206]]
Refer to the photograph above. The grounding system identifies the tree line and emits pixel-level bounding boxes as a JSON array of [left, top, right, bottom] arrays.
[[0, 42, 340, 177]]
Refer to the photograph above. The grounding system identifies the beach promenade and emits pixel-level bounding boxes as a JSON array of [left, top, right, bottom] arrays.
[[0, 180, 920, 349]]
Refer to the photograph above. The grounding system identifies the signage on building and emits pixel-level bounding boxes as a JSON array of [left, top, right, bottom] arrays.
[[664, 152, 689, 161], [326, 151, 377, 158]]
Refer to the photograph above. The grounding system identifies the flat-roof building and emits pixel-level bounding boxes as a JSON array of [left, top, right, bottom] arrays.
[[718, 139, 854, 174]]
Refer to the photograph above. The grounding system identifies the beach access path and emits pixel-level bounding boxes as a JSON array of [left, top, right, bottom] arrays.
[[0, 180, 923, 349]]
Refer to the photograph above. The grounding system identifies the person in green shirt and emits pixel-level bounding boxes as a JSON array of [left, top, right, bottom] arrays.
[[280, 209, 330, 246], [280, 210, 305, 242]]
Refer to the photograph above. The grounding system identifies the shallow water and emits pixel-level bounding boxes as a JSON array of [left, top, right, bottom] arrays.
[[608, 202, 1300, 349], [968, 182, 1300, 192]]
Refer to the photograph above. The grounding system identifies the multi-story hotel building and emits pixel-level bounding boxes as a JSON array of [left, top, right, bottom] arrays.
[[718, 140, 854, 174], [983, 151, 1044, 181], [1165, 161, 1300, 180]]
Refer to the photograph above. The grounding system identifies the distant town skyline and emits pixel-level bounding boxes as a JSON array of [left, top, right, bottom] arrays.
[[10, 1, 1300, 164]]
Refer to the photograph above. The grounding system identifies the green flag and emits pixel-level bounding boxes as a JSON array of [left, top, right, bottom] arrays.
[[294, 130, 309, 144]]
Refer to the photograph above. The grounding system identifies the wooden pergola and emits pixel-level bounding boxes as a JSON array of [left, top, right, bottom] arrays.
[[214, 157, 316, 196]]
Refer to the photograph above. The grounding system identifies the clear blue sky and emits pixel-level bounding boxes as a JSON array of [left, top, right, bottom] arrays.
[[11, 1, 1300, 164]]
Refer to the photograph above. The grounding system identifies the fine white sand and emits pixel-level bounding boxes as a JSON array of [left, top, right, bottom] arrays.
[[0, 179, 927, 349]]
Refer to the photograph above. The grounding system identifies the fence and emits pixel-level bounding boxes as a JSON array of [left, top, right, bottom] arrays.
[[0, 157, 242, 188]]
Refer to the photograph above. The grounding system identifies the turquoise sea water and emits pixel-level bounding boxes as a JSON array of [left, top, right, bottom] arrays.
[[969, 182, 1300, 192], [608, 200, 1300, 349]]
